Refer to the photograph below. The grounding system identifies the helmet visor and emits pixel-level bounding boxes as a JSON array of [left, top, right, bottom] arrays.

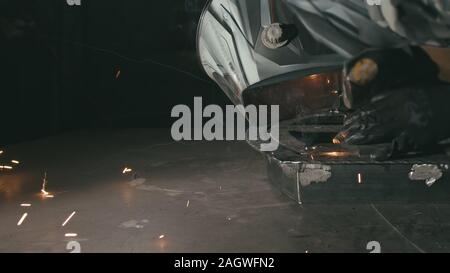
[[242, 69, 344, 122]]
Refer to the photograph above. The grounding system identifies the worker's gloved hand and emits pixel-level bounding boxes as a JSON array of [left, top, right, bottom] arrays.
[[334, 84, 450, 159], [342, 47, 440, 110]]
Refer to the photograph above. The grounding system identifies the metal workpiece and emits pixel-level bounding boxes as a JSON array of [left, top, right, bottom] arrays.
[[265, 142, 450, 204], [409, 164, 446, 187]]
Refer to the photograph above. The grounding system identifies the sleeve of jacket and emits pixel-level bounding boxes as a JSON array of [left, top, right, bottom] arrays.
[[366, 0, 450, 47]]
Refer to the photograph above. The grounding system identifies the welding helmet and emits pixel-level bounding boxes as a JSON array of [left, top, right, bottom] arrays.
[[197, 0, 406, 121]]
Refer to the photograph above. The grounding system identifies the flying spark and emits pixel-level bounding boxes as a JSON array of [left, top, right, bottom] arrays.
[[11, 160, 20, 164], [65, 233, 78, 238], [41, 172, 49, 196], [62, 211, 77, 227], [358, 173, 363, 184], [20, 204, 31, 207], [159, 235, 165, 239], [17, 213, 28, 226], [41, 173, 54, 198], [122, 167, 132, 174], [186, 200, 190, 208]]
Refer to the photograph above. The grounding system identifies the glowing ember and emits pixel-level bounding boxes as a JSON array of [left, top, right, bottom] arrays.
[[321, 152, 351, 157], [11, 160, 20, 164], [122, 167, 132, 174], [358, 173, 363, 184], [20, 204, 31, 207], [159, 235, 165, 239], [17, 213, 28, 226], [62, 211, 77, 227], [0, 150, 3, 155], [65, 233, 78, 238]]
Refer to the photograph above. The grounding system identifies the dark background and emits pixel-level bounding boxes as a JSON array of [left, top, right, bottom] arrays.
[[0, 0, 227, 146]]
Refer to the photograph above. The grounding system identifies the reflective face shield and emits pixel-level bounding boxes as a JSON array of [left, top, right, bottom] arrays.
[[196, 0, 351, 106], [242, 69, 344, 121]]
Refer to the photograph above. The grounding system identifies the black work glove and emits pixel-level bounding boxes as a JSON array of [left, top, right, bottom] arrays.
[[334, 84, 450, 158], [342, 46, 440, 110]]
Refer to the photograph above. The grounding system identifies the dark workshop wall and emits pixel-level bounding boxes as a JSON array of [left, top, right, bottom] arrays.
[[0, 0, 225, 146]]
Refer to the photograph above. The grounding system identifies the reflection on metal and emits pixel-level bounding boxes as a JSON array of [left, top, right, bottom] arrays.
[[409, 164, 443, 187], [319, 151, 355, 158], [308, 145, 361, 161], [298, 164, 332, 187]]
